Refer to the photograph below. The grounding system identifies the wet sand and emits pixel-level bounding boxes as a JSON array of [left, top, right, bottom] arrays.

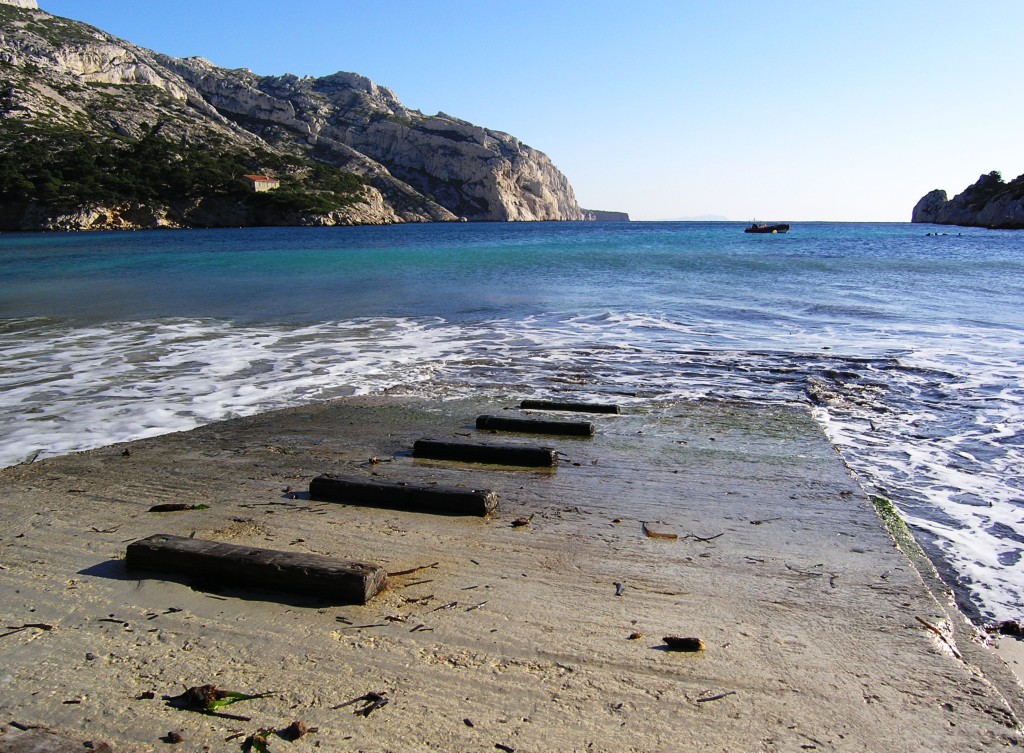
[[1, 396, 1021, 751]]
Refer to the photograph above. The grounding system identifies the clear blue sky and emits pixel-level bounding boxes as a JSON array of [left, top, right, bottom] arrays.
[[41, 0, 1024, 221]]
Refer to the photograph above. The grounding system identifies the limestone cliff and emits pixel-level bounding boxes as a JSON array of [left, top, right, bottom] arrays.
[[157, 59, 584, 222], [0, 3, 585, 229], [912, 171, 1024, 229]]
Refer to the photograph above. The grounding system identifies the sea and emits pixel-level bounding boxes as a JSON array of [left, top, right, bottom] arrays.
[[1, 221, 1022, 624]]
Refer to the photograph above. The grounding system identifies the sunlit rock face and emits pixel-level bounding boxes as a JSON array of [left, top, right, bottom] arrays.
[[911, 189, 949, 223], [0, 3, 586, 227], [160, 58, 586, 222]]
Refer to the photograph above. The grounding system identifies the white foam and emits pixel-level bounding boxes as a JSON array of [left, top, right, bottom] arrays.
[[1, 311, 1022, 621]]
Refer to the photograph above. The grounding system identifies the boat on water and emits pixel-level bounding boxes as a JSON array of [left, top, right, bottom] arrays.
[[744, 223, 790, 234]]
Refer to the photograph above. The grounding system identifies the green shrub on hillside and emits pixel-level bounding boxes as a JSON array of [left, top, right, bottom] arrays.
[[0, 119, 366, 213], [960, 171, 1005, 211]]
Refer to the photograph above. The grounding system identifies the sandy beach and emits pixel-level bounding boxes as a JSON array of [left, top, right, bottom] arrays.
[[1, 396, 1021, 752]]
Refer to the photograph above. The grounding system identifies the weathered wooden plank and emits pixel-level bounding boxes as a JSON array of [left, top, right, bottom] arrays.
[[309, 474, 498, 516], [413, 438, 558, 467], [476, 414, 595, 437], [519, 399, 621, 414], [125, 534, 387, 605]]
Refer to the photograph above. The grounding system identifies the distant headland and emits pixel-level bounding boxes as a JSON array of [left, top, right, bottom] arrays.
[[583, 210, 631, 222], [0, 1, 625, 230], [912, 171, 1024, 229]]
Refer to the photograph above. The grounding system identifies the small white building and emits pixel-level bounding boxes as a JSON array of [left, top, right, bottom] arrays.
[[243, 174, 281, 192]]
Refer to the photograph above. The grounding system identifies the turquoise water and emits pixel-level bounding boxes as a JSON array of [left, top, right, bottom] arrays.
[[1, 221, 1022, 622], [5, 221, 1018, 328]]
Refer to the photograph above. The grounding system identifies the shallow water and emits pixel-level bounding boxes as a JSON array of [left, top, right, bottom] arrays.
[[1, 221, 1022, 621]]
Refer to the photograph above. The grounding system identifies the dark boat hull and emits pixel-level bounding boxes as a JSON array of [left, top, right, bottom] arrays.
[[744, 223, 790, 234]]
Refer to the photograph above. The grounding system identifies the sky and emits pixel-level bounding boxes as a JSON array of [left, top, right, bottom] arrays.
[[39, 0, 1024, 222]]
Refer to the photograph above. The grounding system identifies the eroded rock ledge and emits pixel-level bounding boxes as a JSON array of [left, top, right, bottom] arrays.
[[912, 171, 1024, 229]]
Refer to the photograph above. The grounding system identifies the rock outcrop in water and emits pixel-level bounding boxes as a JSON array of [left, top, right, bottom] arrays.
[[583, 209, 631, 222], [0, 3, 589, 229], [912, 171, 1024, 229]]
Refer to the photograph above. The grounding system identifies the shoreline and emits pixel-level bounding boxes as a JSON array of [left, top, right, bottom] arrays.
[[1, 395, 1021, 750]]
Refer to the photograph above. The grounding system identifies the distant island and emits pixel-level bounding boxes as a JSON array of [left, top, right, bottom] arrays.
[[912, 171, 1024, 229], [0, 0, 624, 230], [583, 210, 630, 222]]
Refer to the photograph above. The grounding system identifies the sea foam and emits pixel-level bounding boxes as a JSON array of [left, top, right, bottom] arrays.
[[2, 311, 1021, 623]]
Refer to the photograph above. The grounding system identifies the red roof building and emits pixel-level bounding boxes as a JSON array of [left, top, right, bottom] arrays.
[[243, 174, 281, 192]]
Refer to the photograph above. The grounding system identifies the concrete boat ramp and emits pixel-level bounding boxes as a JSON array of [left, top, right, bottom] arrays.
[[0, 397, 1020, 751]]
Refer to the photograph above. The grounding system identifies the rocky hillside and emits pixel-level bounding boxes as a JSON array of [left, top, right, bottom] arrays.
[[912, 171, 1024, 230], [0, 1, 586, 229]]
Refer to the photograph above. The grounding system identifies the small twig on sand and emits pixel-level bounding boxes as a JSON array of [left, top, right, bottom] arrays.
[[1, 623, 54, 639], [682, 532, 725, 543], [915, 616, 963, 660], [695, 690, 737, 703], [388, 562, 440, 577], [401, 594, 435, 605], [336, 622, 388, 630], [785, 563, 824, 577], [336, 691, 389, 717]]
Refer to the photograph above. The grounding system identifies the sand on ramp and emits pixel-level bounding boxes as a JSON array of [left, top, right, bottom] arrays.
[[1, 396, 1021, 751]]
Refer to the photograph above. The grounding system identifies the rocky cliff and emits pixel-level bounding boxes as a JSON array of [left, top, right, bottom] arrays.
[[0, 3, 586, 229], [912, 171, 1024, 229]]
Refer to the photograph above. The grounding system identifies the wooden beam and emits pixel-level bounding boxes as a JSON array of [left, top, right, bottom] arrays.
[[476, 414, 595, 437], [413, 439, 557, 467], [125, 534, 387, 605], [309, 474, 498, 516], [519, 399, 621, 414]]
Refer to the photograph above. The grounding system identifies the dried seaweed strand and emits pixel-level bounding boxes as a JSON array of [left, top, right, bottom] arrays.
[[642, 522, 678, 540], [915, 616, 963, 660]]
